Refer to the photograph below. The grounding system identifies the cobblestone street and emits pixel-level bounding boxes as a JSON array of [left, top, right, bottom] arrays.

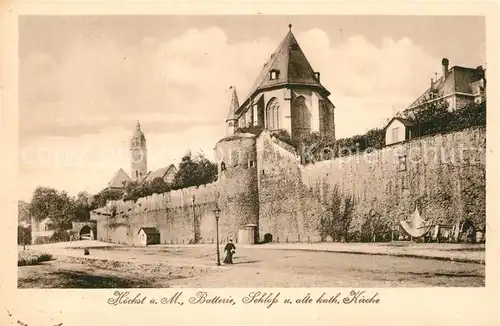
[[18, 241, 485, 288]]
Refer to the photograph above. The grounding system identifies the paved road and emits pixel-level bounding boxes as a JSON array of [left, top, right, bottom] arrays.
[[167, 247, 484, 287], [19, 245, 484, 288]]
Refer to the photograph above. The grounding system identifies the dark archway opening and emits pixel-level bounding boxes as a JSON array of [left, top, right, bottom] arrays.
[[80, 225, 92, 240], [262, 233, 273, 244]]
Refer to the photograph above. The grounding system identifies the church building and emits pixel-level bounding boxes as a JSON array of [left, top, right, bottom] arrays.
[[107, 121, 177, 189], [226, 24, 336, 143]]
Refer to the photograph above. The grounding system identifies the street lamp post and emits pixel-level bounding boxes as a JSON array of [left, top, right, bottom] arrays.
[[213, 205, 221, 266], [191, 195, 196, 244]]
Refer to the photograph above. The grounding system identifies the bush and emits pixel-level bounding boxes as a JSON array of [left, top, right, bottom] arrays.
[[18, 251, 53, 266], [318, 185, 356, 242], [51, 229, 70, 242], [360, 210, 392, 242], [270, 129, 295, 147], [299, 128, 385, 164]]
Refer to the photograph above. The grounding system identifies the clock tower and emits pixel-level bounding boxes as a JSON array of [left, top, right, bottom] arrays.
[[130, 120, 147, 182]]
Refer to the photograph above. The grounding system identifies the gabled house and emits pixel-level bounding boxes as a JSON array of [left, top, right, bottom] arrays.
[[140, 164, 178, 185], [384, 117, 417, 145]]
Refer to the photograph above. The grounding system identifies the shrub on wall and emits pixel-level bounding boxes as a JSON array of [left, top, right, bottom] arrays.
[[401, 98, 486, 137], [299, 128, 385, 164], [270, 129, 295, 147], [171, 151, 218, 190], [318, 186, 356, 242]]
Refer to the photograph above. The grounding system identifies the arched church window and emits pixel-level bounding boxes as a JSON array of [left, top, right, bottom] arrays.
[[266, 98, 280, 130], [221, 162, 226, 171], [269, 70, 280, 80], [291, 95, 311, 140]]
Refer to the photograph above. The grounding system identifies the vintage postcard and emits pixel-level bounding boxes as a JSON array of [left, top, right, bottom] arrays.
[[1, 1, 499, 325]]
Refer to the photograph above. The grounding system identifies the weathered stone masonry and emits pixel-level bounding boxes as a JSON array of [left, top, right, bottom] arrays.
[[92, 127, 485, 244]]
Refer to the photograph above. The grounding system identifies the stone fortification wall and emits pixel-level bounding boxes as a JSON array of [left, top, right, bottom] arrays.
[[92, 182, 219, 246], [301, 127, 486, 230], [91, 127, 485, 246], [256, 131, 326, 243]]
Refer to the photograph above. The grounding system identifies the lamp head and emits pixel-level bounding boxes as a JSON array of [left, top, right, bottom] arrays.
[[213, 205, 221, 218]]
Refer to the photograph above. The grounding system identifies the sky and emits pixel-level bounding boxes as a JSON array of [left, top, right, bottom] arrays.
[[18, 15, 486, 201]]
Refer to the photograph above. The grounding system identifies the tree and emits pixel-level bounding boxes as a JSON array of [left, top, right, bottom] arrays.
[[172, 151, 217, 189], [18, 225, 31, 250], [29, 187, 75, 230], [74, 191, 92, 221], [149, 177, 171, 194], [319, 186, 356, 242], [92, 187, 124, 208], [18, 201, 30, 224]]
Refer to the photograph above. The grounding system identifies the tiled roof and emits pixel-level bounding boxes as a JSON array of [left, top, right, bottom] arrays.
[[408, 65, 485, 108], [141, 164, 177, 184], [239, 29, 329, 110], [384, 117, 415, 130], [394, 117, 415, 127], [138, 227, 160, 235], [108, 168, 131, 188]]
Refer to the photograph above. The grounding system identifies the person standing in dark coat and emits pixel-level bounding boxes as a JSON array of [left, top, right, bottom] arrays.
[[223, 240, 236, 264]]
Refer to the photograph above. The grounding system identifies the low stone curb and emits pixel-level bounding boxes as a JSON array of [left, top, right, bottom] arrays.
[[266, 247, 485, 264], [53, 253, 227, 278]]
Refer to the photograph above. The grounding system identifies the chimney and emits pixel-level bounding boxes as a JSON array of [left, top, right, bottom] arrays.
[[442, 58, 449, 78]]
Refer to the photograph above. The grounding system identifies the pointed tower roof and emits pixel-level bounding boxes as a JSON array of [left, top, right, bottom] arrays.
[[239, 24, 329, 109], [133, 120, 146, 140], [226, 86, 239, 122]]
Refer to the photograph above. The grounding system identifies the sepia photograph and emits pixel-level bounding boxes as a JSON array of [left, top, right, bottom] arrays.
[[16, 14, 487, 289]]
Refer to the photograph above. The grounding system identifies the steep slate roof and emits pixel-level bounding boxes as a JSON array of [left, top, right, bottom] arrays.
[[408, 65, 485, 109], [138, 227, 160, 235], [141, 164, 177, 184], [239, 27, 330, 111], [108, 168, 132, 188], [226, 86, 240, 121]]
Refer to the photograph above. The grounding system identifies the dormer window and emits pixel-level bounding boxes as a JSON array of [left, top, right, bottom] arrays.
[[314, 72, 320, 82], [269, 69, 280, 80]]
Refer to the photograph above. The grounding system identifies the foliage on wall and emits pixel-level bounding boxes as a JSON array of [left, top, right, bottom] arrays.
[[360, 209, 392, 242], [172, 151, 218, 190], [299, 128, 385, 164], [401, 98, 486, 137], [318, 185, 356, 242]]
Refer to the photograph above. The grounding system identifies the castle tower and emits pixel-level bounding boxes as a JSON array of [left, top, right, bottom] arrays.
[[215, 132, 259, 243], [130, 120, 147, 181], [230, 24, 336, 143], [226, 86, 239, 136]]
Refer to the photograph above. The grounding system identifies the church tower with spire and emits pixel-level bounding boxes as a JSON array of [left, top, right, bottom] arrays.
[[229, 24, 335, 143], [130, 121, 148, 182], [226, 86, 240, 136]]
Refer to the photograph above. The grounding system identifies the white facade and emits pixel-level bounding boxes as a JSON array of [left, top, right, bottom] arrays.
[[385, 119, 408, 145]]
